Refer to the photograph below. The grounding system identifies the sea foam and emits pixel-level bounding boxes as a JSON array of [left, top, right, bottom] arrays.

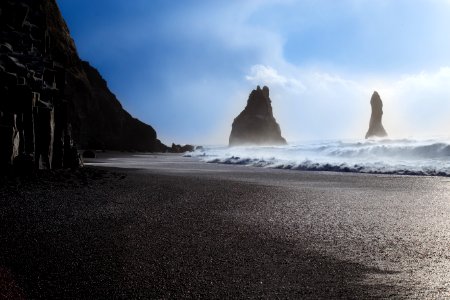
[[186, 138, 450, 176]]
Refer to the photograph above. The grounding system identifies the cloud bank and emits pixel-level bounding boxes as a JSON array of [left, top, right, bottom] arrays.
[[58, 0, 450, 144], [245, 64, 450, 140]]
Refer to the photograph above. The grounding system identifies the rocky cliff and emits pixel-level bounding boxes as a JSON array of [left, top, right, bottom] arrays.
[[0, 0, 165, 172], [229, 86, 287, 146], [365, 91, 388, 139]]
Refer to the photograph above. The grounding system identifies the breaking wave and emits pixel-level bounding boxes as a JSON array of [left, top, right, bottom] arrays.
[[186, 138, 450, 176]]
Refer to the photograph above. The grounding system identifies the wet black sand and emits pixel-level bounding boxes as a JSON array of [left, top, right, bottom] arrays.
[[1, 154, 449, 299]]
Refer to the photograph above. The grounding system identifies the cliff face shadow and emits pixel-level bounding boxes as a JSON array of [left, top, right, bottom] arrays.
[[0, 171, 403, 299]]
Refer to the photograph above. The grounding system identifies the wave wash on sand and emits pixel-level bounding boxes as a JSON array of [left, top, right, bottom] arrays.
[[187, 138, 450, 176]]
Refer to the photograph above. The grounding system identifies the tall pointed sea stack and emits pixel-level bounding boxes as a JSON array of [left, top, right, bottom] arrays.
[[365, 91, 388, 139], [229, 85, 287, 146]]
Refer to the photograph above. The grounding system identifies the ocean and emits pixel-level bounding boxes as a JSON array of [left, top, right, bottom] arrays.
[[187, 138, 450, 177]]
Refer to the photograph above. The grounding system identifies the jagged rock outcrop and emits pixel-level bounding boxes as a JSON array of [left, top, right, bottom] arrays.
[[365, 91, 388, 139], [170, 143, 195, 153], [0, 0, 166, 172], [229, 86, 287, 146]]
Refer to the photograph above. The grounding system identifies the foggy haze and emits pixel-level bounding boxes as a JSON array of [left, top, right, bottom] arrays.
[[58, 0, 450, 145]]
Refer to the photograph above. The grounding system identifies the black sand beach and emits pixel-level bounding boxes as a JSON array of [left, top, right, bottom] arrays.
[[1, 153, 449, 299]]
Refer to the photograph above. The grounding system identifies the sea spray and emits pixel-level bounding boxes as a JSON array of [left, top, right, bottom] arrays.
[[187, 138, 450, 176]]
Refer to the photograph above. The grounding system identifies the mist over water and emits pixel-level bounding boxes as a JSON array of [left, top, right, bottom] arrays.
[[188, 138, 450, 176]]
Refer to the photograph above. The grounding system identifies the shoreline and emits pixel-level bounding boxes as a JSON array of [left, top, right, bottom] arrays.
[[85, 151, 450, 181], [1, 155, 449, 298], [85, 149, 450, 178]]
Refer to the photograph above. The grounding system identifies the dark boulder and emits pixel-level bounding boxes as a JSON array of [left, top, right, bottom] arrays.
[[365, 91, 388, 139], [13, 153, 34, 175], [82, 150, 96, 159], [229, 85, 287, 146], [170, 143, 195, 153]]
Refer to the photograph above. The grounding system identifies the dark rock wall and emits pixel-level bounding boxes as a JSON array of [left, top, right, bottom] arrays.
[[66, 61, 165, 152], [0, 0, 165, 171], [229, 86, 287, 146], [0, 0, 78, 171], [42, 0, 166, 153], [365, 91, 388, 139]]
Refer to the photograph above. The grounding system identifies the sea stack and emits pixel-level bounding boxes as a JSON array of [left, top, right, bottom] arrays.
[[365, 91, 388, 139], [229, 85, 287, 146]]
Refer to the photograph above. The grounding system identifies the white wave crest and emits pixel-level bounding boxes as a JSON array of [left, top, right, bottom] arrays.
[[186, 138, 450, 176]]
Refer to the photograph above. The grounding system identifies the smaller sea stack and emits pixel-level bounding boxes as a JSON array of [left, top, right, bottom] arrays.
[[229, 85, 287, 146], [365, 91, 388, 139]]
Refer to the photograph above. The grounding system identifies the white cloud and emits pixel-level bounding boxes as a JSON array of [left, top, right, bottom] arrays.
[[382, 67, 450, 138], [243, 64, 450, 141], [245, 65, 306, 92], [243, 64, 369, 140], [65, 0, 450, 143]]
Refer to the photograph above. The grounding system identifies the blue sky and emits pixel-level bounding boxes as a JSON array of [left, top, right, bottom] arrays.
[[57, 0, 450, 144]]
